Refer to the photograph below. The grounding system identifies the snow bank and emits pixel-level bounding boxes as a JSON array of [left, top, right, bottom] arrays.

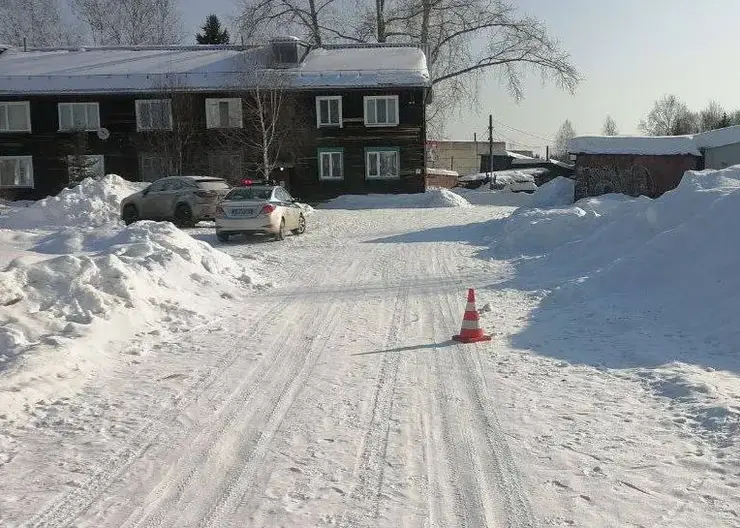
[[497, 167, 740, 443], [1, 221, 257, 357], [0, 174, 145, 229], [451, 187, 533, 207], [0, 221, 261, 415], [321, 188, 471, 209], [529, 176, 575, 208]]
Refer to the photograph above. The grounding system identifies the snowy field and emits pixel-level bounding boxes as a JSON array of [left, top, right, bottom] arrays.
[[1, 173, 739, 527]]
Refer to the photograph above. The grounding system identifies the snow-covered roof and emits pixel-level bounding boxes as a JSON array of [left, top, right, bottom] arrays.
[[0, 43, 429, 94], [568, 127, 740, 157], [568, 136, 701, 156], [459, 167, 547, 182], [506, 151, 535, 160], [693, 125, 740, 149]]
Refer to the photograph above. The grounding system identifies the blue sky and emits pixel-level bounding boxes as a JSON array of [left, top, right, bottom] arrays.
[[182, 0, 740, 155]]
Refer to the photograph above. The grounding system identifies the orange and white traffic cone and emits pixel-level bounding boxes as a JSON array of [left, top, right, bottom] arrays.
[[453, 288, 491, 344]]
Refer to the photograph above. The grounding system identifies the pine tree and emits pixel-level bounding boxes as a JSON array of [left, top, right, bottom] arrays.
[[196, 14, 230, 44]]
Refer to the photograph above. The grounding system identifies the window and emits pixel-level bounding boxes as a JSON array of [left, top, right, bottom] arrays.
[[0, 156, 34, 188], [275, 187, 294, 202], [365, 148, 399, 179], [318, 148, 344, 180], [135, 99, 172, 131], [58, 102, 100, 131], [364, 96, 399, 127], [205, 98, 243, 129], [67, 154, 104, 181], [225, 187, 273, 201], [208, 151, 243, 184], [139, 154, 169, 182], [316, 96, 342, 128], [0, 102, 31, 132]]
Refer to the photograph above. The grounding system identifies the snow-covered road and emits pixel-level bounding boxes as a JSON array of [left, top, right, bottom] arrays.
[[3, 202, 739, 527], [5, 206, 539, 527]]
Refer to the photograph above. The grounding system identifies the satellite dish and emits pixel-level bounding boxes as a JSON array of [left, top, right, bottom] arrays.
[[97, 128, 110, 140]]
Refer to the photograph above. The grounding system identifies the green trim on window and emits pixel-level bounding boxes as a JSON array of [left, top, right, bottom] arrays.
[[318, 147, 345, 181], [364, 147, 400, 180], [317, 147, 345, 154]]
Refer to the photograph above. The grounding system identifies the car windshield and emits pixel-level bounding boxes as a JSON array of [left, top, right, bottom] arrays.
[[196, 179, 230, 190], [225, 187, 273, 201]]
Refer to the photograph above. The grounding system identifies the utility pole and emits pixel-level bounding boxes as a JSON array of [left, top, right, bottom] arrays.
[[488, 114, 495, 189]]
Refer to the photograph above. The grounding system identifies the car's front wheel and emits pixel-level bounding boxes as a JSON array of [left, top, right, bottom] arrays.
[[292, 214, 306, 235], [216, 231, 230, 243], [174, 204, 194, 228], [122, 205, 139, 226]]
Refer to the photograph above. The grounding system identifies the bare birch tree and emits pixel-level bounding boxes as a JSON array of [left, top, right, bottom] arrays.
[[0, 0, 81, 47], [242, 73, 294, 179], [639, 94, 697, 136], [553, 118, 575, 161], [236, 0, 579, 131], [70, 0, 184, 45]]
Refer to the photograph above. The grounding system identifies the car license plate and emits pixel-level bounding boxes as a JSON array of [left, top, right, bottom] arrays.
[[230, 208, 254, 217]]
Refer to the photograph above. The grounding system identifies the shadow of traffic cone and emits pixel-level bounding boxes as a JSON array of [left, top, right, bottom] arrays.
[[453, 288, 491, 344]]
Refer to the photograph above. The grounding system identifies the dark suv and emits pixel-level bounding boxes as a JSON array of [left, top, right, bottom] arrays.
[[121, 176, 230, 227]]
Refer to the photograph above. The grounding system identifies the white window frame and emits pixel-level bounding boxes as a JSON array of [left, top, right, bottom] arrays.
[[0, 102, 31, 133], [318, 148, 344, 180], [205, 98, 243, 129], [0, 155, 34, 188], [58, 102, 100, 132], [363, 95, 399, 127], [135, 99, 173, 131], [66, 154, 105, 180], [316, 96, 343, 128], [365, 148, 400, 180]]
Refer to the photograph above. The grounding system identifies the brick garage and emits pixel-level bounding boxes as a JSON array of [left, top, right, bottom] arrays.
[[573, 153, 700, 199]]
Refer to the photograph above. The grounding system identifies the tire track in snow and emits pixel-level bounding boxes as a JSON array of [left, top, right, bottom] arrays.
[[123, 244, 377, 527], [430, 253, 538, 528], [26, 297, 294, 528], [338, 252, 411, 527]]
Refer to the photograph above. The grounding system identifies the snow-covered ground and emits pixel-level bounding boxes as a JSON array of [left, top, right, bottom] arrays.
[[1, 174, 739, 527]]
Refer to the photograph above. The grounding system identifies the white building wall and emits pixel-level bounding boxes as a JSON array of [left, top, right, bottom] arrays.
[[703, 143, 740, 169], [427, 140, 507, 176]]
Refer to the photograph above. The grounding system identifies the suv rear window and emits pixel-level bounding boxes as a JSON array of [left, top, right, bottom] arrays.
[[225, 187, 273, 201], [196, 179, 230, 190]]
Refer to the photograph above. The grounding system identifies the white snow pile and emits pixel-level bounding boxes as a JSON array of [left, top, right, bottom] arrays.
[[321, 188, 471, 209], [1, 221, 258, 360], [451, 187, 533, 207], [0, 174, 145, 229], [528, 176, 574, 208], [494, 167, 740, 444], [0, 175, 265, 415]]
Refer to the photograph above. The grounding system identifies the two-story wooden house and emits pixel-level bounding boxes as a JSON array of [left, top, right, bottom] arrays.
[[0, 39, 430, 201]]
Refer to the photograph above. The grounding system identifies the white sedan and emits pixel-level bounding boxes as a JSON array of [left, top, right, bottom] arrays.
[[214, 185, 307, 242]]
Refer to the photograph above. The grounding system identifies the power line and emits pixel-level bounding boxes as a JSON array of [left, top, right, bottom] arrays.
[[491, 118, 555, 143]]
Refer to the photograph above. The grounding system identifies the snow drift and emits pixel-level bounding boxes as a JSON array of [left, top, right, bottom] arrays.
[[321, 188, 471, 209], [0, 174, 145, 229], [0, 176, 264, 417], [495, 167, 740, 445], [1, 222, 259, 365], [529, 176, 574, 208]]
